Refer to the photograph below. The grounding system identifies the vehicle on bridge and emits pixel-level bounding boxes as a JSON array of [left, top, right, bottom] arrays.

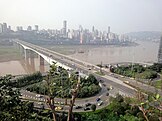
[[55, 106, 63, 111], [96, 98, 101, 102], [36, 94, 42, 98], [98, 101, 103, 106], [110, 85, 113, 90]]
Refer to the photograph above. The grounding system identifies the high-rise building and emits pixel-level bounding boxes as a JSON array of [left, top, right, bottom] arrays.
[[80, 32, 83, 44], [27, 26, 32, 31], [158, 36, 162, 63], [16, 26, 19, 31], [92, 26, 95, 32], [108, 26, 110, 33], [0, 24, 3, 33], [17, 26, 23, 31], [107, 26, 111, 42], [2, 23, 7, 32], [63, 20, 67, 37], [35, 25, 39, 31], [8, 26, 11, 31], [20, 26, 23, 31], [79, 25, 83, 32]]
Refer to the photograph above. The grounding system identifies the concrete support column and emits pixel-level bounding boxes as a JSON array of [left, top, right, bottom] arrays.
[[29, 50, 35, 71], [40, 56, 45, 72], [25, 49, 30, 67], [40, 56, 44, 66], [24, 49, 27, 60], [18, 45, 24, 56]]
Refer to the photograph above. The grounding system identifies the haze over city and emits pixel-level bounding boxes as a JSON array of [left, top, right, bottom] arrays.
[[0, 0, 162, 33]]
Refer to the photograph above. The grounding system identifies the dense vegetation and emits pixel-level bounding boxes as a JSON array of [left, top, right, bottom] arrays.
[[148, 63, 162, 73], [111, 64, 159, 79], [79, 94, 161, 121], [26, 65, 101, 98], [0, 75, 52, 120], [0, 75, 161, 121], [1, 63, 162, 121], [3, 72, 43, 88]]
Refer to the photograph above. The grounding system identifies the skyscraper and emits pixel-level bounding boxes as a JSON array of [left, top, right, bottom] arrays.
[[0, 24, 2, 33], [63, 20, 67, 37], [35, 25, 39, 31], [108, 26, 110, 33], [92, 26, 95, 33], [2, 23, 7, 32], [27, 26, 32, 31], [158, 36, 162, 63], [17, 26, 23, 31], [8, 26, 11, 31]]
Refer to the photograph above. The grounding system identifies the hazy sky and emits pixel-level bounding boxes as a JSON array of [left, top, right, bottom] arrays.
[[0, 0, 162, 33]]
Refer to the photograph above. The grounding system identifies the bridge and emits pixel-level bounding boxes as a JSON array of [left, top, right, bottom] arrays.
[[14, 39, 72, 70], [13, 39, 102, 72]]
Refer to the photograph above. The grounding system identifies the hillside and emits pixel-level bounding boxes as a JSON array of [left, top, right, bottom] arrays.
[[126, 31, 162, 41]]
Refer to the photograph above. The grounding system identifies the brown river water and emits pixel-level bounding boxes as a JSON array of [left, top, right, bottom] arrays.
[[0, 41, 159, 76]]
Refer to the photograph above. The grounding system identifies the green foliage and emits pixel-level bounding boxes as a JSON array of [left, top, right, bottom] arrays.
[[148, 63, 162, 72], [154, 80, 162, 89], [120, 114, 140, 121], [1, 74, 161, 121], [136, 70, 157, 79], [12, 72, 42, 88], [113, 64, 158, 79], [26, 64, 101, 98], [78, 74, 101, 98], [26, 83, 48, 95], [79, 95, 145, 121], [91, 104, 96, 111], [0, 75, 52, 120]]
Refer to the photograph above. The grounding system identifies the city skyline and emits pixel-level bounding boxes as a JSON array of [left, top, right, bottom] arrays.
[[1, 21, 130, 45], [0, 0, 162, 34]]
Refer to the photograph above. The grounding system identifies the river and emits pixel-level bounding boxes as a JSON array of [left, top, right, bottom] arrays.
[[0, 41, 159, 76]]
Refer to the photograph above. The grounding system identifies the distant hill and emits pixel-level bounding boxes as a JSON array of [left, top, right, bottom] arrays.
[[125, 31, 162, 41]]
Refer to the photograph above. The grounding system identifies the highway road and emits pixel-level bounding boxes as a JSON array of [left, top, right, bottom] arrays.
[[20, 81, 110, 112]]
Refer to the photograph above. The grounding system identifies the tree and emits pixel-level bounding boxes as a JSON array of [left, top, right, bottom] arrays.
[[87, 74, 98, 85], [91, 104, 96, 111], [136, 90, 161, 121], [67, 76, 80, 121], [45, 63, 58, 121]]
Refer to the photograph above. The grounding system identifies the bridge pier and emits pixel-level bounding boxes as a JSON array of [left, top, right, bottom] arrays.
[[40, 56, 44, 66], [24, 49, 32, 61], [29, 50, 36, 71], [17, 44, 24, 56], [39, 56, 45, 72]]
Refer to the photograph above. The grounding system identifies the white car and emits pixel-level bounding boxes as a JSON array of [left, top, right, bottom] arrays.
[[110, 86, 113, 90], [124, 81, 129, 84], [36, 94, 41, 98], [38, 102, 43, 105], [98, 101, 103, 106]]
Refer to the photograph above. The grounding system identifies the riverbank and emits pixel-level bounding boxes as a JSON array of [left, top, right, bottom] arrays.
[[0, 45, 21, 62]]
